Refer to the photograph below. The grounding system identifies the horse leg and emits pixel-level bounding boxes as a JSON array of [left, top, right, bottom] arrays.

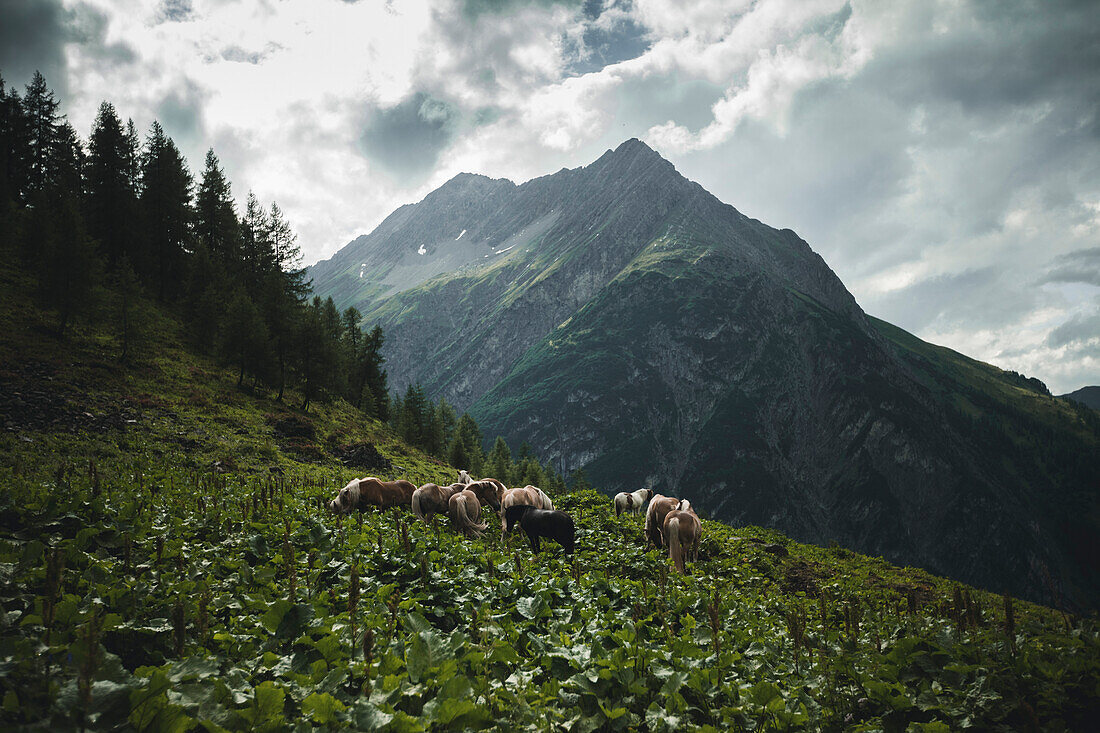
[[527, 531, 540, 554]]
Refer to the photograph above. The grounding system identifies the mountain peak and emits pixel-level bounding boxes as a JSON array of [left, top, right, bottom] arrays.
[[615, 137, 656, 155]]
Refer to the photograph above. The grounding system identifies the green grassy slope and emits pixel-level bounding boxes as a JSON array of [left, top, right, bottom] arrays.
[[1, 267, 1098, 731]]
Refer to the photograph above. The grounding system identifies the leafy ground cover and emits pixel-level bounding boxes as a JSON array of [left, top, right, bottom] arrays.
[[1, 258, 1097, 731], [1, 448, 1097, 731]]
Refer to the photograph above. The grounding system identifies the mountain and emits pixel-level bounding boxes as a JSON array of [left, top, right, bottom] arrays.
[[1061, 386, 1100, 410], [309, 140, 1099, 610]]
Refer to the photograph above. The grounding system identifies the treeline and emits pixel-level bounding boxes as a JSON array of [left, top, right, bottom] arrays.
[[389, 383, 589, 492], [0, 70, 387, 415]]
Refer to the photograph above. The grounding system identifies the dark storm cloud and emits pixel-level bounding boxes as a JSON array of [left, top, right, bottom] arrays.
[[1047, 309, 1100, 349], [358, 92, 462, 179], [0, 0, 68, 97], [67, 4, 138, 67], [0, 0, 139, 104], [1042, 248, 1100, 287]]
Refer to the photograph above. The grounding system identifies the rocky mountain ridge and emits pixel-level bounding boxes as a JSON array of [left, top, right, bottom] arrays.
[[309, 140, 1099, 610]]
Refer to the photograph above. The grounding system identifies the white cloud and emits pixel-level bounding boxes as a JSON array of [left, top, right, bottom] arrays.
[[9, 0, 1090, 391]]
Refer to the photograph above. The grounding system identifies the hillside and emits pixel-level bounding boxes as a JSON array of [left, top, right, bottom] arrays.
[[309, 140, 1099, 612], [1, 275, 1098, 730]]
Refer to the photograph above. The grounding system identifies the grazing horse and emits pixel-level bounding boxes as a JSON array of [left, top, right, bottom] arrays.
[[502, 505, 575, 554], [448, 489, 487, 537], [464, 479, 503, 511], [645, 494, 683, 548], [327, 477, 416, 514], [613, 488, 654, 517], [662, 508, 702, 573], [411, 482, 464, 525], [500, 486, 554, 540]]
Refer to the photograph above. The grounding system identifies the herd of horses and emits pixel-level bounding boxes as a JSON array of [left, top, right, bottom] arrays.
[[326, 473, 703, 573]]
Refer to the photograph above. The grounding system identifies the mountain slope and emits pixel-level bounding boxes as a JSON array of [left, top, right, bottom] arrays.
[[310, 140, 1099, 610], [1061, 385, 1100, 410]]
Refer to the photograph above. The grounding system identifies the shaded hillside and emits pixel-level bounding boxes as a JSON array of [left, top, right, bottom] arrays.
[[310, 141, 1099, 610], [1061, 386, 1100, 410]]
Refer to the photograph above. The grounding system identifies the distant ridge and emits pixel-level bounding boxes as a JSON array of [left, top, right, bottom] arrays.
[[1061, 386, 1100, 410]]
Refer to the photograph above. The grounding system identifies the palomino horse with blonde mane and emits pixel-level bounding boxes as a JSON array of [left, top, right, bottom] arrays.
[[463, 479, 504, 511], [448, 489, 488, 537], [411, 482, 465, 525], [327, 477, 416, 514], [613, 488, 653, 517], [644, 493, 683, 548], [662, 506, 702, 573]]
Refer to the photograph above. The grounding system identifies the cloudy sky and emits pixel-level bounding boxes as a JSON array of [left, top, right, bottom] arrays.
[[2, 0, 1097, 392]]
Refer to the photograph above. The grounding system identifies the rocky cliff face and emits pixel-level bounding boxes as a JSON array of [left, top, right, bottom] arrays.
[[310, 140, 1099, 610]]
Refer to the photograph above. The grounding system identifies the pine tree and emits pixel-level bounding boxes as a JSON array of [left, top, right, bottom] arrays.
[[220, 292, 270, 387], [240, 191, 273, 294], [0, 74, 31, 206], [35, 192, 103, 336], [436, 398, 457, 454], [451, 414, 485, 476], [195, 149, 238, 265], [360, 325, 389, 420], [487, 437, 514, 485], [518, 458, 546, 489], [139, 122, 192, 300], [22, 71, 60, 198], [113, 255, 147, 362], [50, 122, 85, 199], [86, 101, 134, 267], [401, 383, 429, 449], [570, 468, 591, 492]]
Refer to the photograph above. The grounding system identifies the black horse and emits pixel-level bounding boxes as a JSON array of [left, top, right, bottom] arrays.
[[502, 505, 575, 554]]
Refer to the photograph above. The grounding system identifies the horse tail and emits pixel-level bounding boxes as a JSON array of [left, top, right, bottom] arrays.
[[411, 489, 427, 523], [669, 516, 684, 573], [614, 494, 623, 517], [456, 496, 486, 536]]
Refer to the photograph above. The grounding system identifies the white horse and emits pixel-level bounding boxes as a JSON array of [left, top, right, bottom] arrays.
[[458, 469, 473, 485], [613, 488, 654, 517]]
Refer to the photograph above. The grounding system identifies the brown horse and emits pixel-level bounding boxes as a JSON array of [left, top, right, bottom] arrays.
[[448, 489, 488, 537], [327, 477, 416, 514], [411, 482, 464, 525], [645, 494, 682, 547], [662, 508, 702, 573], [464, 479, 504, 511]]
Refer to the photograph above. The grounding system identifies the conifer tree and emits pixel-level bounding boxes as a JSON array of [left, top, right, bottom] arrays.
[[113, 255, 146, 362], [87, 101, 134, 267], [22, 71, 60, 198], [35, 192, 102, 336], [139, 122, 191, 300], [487, 437, 514, 485], [195, 149, 238, 265], [0, 74, 31, 206], [50, 122, 85, 199], [450, 414, 485, 475], [221, 292, 270, 387]]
